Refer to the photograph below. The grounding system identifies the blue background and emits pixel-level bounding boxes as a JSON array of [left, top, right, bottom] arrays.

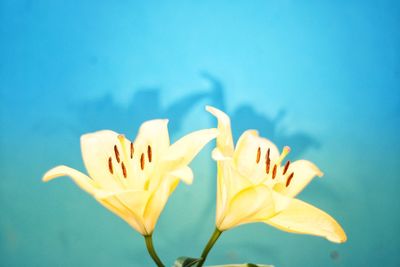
[[1, 1, 399, 266]]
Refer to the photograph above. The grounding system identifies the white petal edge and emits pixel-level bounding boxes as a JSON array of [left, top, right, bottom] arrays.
[[134, 119, 170, 162], [142, 178, 175, 234], [217, 184, 275, 231], [233, 130, 280, 183], [80, 130, 123, 190], [168, 166, 194, 185], [162, 128, 218, 168], [206, 105, 235, 157], [43, 165, 100, 195], [278, 160, 324, 198], [265, 198, 347, 243]]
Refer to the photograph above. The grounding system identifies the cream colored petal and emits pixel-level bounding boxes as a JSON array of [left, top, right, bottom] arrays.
[[206, 106, 234, 156], [81, 130, 125, 190], [217, 184, 275, 231], [43, 166, 149, 234], [215, 160, 252, 224], [98, 198, 146, 234], [265, 198, 347, 243], [95, 189, 150, 215], [96, 191, 150, 235], [272, 191, 293, 213], [134, 119, 170, 163], [211, 148, 231, 161], [42, 165, 100, 195], [233, 130, 280, 183], [162, 128, 218, 168], [142, 177, 176, 234], [277, 160, 323, 198], [167, 166, 194, 185]]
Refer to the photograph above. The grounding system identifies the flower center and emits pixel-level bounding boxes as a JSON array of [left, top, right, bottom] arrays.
[[257, 145, 295, 187], [106, 136, 153, 180]]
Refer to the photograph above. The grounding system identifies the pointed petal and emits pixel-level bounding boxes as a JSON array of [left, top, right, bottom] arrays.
[[80, 130, 125, 190], [96, 190, 150, 235], [95, 189, 150, 215], [271, 191, 293, 213], [162, 128, 218, 168], [217, 184, 275, 231], [206, 106, 234, 156], [265, 198, 347, 243], [98, 199, 146, 234], [134, 119, 170, 162], [212, 148, 231, 161], [43, 165, 100, 195], [278, 160, 323, 197], [233, 130, 280, 183], [143, 178, 176, 234], [167, 166, 194, 185], [215, 160, 252, 224]]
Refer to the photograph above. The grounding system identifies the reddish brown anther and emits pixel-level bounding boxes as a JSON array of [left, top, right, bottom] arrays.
[[108, 157, 113, 174], [286, 172, 295, 187], [265, 148, 270, 174], [140, 153, 145, 170], [114, 145, 120, 163], [130, 142, 134, 159], [272, 164, 277, 179], [256, 147, 261, 163], [283, 160, 290, 175], [121, 162, 127, 178], [147, 145, 152, 162]]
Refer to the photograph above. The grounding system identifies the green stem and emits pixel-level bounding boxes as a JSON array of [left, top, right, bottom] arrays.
[[144, 235, 165, 267], [198, 228, 223, 267]]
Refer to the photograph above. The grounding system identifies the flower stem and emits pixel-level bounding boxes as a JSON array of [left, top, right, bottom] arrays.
[[198, 228, 222, 267], [144, 235, 165, 267]]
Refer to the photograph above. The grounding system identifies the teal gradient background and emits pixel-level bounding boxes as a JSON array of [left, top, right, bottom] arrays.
[[1, 1, 399, 266]]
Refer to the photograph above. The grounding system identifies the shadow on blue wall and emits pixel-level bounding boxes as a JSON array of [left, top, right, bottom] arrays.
[[68, 72, 319, 158]]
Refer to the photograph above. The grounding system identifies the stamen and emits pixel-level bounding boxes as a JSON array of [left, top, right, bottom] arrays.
[[272, 164, 277, 179], [282, 160, 290, 175], [147, 145, 152, 162], [130, 142, 134, 159], [265, 148, 270, 174], [276, 146, 291, 165], [117, 134, 125, 143], [140, 153, 145, 170], [114, 145, 120, 163], [286, 172, 295, 187], [108, 157, 113, 174], [256, 147, 261, 163], [121, 162, 127, 178]]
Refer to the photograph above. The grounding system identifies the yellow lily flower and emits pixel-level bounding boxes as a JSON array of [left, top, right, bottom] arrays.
[[206, 106, 346, 243], [43, 119, 218, 236]]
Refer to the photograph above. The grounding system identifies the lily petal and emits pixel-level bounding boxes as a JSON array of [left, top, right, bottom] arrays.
[[265, 198, 347, 243], [218, 184, 275, 231], [96, 191, 149, 235], [134, 119, 170, 163], [206, 106, 234, 157], [81, 130, 125, 190], [43, 165, 100, 195], [162, 128, 218, 168], [233, 130, 280, 183], [143, 178, 176, 234], [278, 160, 324, 197], [168, 166, 194, 185], [215, 160, 252, 223]]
